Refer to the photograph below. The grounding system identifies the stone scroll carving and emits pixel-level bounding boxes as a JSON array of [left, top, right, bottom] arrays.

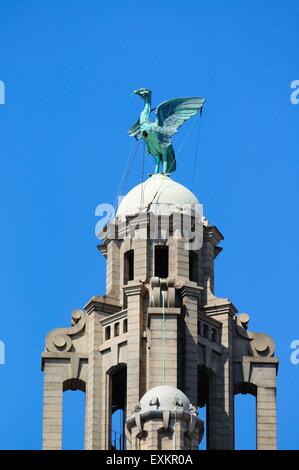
[[235, 313, 275, 357], [45, 309, 86, 353], [149, 277, 176, 308]]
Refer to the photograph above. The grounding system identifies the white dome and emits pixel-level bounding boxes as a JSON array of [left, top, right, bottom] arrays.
[[116, 174, 200, 221], [138, 385, 190, 413]]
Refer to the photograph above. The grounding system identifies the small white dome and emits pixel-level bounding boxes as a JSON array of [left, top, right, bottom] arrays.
[[138, 385, 190, 413], [116, 174, 200, 221]]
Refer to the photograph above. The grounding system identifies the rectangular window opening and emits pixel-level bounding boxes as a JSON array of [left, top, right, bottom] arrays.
[[124, 250, 134, 285], [189, 251, 198, 282], [154, 245, 169, 278]]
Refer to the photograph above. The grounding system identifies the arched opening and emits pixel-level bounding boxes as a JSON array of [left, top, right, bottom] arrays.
[[154, 245, 169, 278], [62, 380, 86, 450], [109, 365, 127, 450], [123, 318, 128, 333], [234, 383, 257, 450], [197, 367, 211, 450], [124, 250, 134, 284]]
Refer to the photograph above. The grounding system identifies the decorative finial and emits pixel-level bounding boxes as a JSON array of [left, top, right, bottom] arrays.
[[128, 89, 205, 174]]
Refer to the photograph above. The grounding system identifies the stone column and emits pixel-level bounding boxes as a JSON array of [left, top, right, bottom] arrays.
[[84, 310, 102, 450], [181, 285, 202, 405], [256, 386, 277, 449], [134, 238, 148, 282], [84, 298, 119, 450], [205, 301, 236, 449], [106, 239, 121, 303], [148, 307, 180, 388], [201, 226, 223, 304], [42, 364, 63, 450], [174, 239, 190, 280], [124, 283, 147, 419]]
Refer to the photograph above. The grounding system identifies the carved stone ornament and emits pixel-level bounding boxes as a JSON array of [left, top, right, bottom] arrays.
[[45, 309, 86, 353], [149, 277, 175, 308], [235, 313, 275, 357]]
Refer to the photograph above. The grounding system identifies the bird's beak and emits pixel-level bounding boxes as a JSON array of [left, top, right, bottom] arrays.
[[133, 90, 139, 95]]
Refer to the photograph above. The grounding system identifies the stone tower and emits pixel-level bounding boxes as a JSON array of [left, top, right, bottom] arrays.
[[41, 173, 278, 450]]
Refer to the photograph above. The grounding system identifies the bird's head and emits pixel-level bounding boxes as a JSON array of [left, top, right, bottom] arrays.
[[133, 88, 152, 101]]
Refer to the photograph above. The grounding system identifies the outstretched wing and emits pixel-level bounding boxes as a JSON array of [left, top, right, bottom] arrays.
[[128, 117, 142, 140], [155, 97, 205, 137]]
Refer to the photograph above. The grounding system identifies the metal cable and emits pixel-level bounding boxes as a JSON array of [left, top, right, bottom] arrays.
[[112, 139, 141, 216]]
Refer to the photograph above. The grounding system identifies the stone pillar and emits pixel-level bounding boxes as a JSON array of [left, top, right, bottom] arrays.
[[144, 421, 159, 450], [42, 365, 63, 450], [201, 226, 223, 304], [106, 239, 121, 303], [84, 310, 102, 450], [84, 298, 119, 450], [134, 238, 148, 282], [256, 386, 277, 449], [181, 285, 202, 405], [205, 301, 236, 449], [147, 307, 180, 388], [174, 239, 190, 280], [124, 283, 147, 419]]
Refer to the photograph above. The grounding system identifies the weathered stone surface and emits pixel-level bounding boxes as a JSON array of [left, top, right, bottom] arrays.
[[41, 190, 278, 450]]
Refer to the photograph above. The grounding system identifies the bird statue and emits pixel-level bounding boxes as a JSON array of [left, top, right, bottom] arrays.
[[128, 88, 205, 174]]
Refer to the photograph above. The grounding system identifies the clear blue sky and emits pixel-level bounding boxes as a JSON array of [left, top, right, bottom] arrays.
[[0, 0, 298, 450]]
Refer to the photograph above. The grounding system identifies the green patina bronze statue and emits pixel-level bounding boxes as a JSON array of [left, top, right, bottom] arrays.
[[129, 89, 205, 174]]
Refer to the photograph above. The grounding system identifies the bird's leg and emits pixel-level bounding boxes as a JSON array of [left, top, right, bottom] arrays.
[[161, 149, 168, 174], [154, 157, 160, 173]]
